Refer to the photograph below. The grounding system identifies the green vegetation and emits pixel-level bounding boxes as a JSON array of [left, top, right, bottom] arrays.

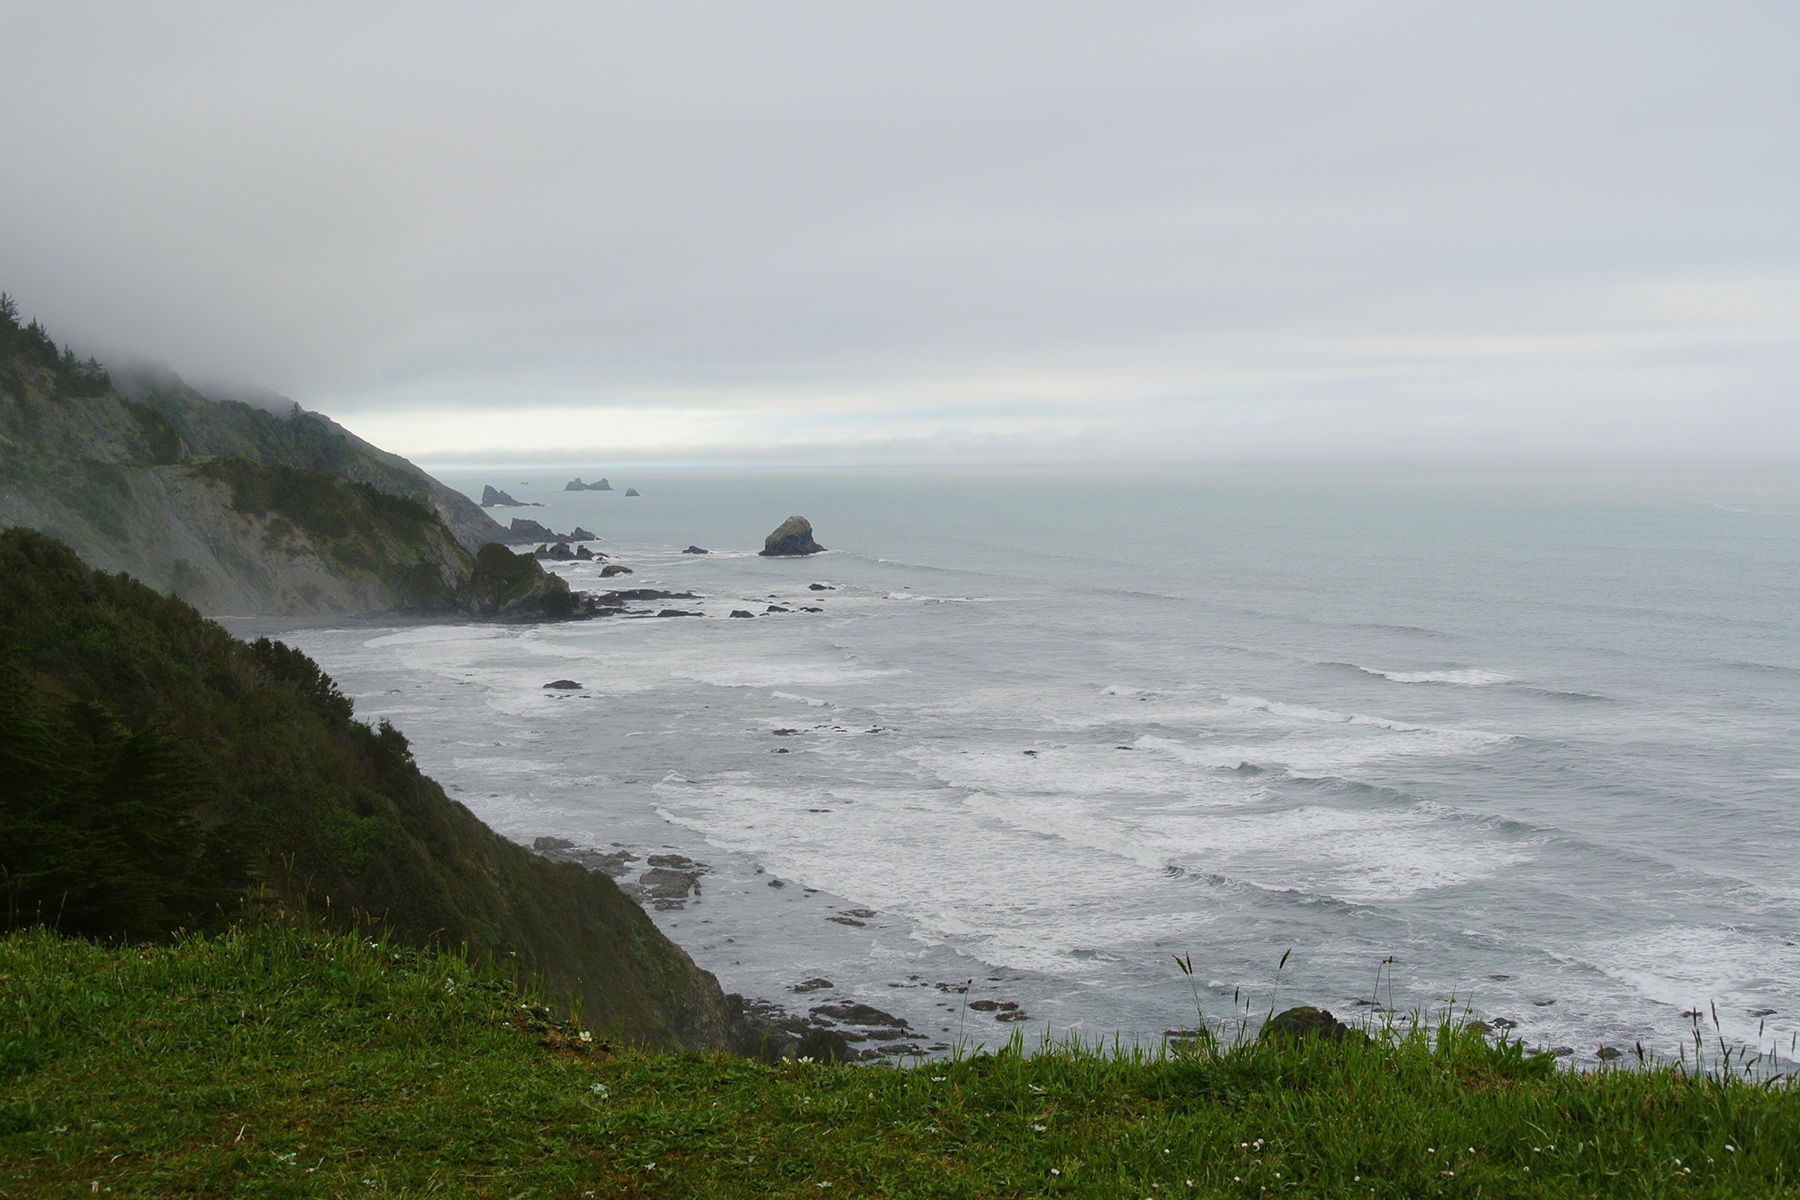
[[0, 528, 733, 1050], [3, 923, 1796, 1197], [0, 293, 110, 398]]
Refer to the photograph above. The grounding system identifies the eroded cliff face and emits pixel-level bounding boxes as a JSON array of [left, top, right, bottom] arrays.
[[0, 326, 573, 619]]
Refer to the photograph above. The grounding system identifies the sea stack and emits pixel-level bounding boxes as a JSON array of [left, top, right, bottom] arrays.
[[565, 477, 613, 491], [759, 516, 824, 557]]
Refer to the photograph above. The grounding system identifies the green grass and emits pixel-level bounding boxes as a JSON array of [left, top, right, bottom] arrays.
[[3, 924, 1797, 1198]]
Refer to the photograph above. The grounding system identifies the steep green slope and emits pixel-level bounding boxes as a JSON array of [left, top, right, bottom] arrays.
[[0, 294, 572, 618], [0, 528, 733, 1050]]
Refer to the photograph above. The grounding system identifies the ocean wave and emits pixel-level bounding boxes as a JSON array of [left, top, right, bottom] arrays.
[[772, 690, 831, 707], [1359, 667, 1515, 686]]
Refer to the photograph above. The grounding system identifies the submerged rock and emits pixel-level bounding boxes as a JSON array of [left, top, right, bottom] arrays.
[[759, 516, 824, 557], [542, 679, 583, 690]]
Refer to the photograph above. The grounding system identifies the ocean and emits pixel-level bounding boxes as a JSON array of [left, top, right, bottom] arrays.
[[254, 467, 1800, 1064]]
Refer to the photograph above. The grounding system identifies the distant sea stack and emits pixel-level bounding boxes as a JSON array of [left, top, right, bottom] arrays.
[[479, 485, 537, 507], [565, 477, 613, 491], [759, 516, 824, 557], [624, 488, 640, 497]]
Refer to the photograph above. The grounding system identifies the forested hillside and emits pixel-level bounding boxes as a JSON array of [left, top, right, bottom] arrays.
[[0, 528, 739, 1050]]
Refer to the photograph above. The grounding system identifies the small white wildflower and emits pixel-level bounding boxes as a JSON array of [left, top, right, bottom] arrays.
[[798, 1056, 815, 1064], [1033, 1124, 1046, 1131], [1468, 1147, 1476, 1154], [590, 1083, 608, 1096], [931, 1075, 946, 1082], [1427, 1147, 1435, 1154], [579, 1030, 593, 1043], [1726, 1145, 1737, 1153], [646, 1163, 655, 1171], [1050, 1169, 1060, 1176]]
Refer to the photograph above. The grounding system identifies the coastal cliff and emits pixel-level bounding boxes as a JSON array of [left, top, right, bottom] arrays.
[[0, 528, 738, 1050], [0, 297, 580, 619]]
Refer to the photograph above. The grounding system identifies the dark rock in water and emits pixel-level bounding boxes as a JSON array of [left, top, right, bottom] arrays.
[[730, 609, 755, 618], [682, 545, 709, 554], [1749, 1007, 1778, 1017], [828, 915, 866, 926], [656, 609, 701, 617], [995, 1010, 1030, 1022], [647, 853, 701, 869], [640, 866, 703, 900], [760, 515, 824, 557], [534, 836, 575, 850], [811, 1002, 909, 1029], [565, 477, 613, 491], [968, 1000, 1000, 1011], [508, 517, 557, 542], [1466, 1020, 1494, 1037], [1490, 1017, 1518, 1029], [541, 541, 575, 560], [1596, 1045, 1624, 1060], [543, 679, 583, 690], [809, 582, 834, 590], [765, 604, 789, 613], [791, 978, 834, 993], [570, 527, 597, 541], [1260, 1006, 1369, 1046], [575, 546, 594, 560], [600, 564, 633, 576], [480, 485, 536, 507], [624, 488, 640, 496], [1550, 1045, 1575, 1057], [801, 606, 823, 612]]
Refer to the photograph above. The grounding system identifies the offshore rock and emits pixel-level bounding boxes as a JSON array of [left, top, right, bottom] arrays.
[[624, 488, 640, 497], [600, 563, 633, 576], [760, 515, 824, 557], [682, 545, 709, 554], [565, 477, 612, 491], [480, 485, 536, 507]]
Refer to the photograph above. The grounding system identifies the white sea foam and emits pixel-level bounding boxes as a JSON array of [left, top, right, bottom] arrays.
[[1361, 667, 1515, 686]]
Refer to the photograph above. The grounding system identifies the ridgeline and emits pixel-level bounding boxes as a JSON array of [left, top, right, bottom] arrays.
[[0, 293, 570, 619]]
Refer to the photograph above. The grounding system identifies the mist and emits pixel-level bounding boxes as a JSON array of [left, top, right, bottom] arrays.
[[3, 2, 1797, 466]]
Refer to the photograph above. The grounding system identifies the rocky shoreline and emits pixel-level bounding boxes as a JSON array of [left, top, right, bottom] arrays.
[[529, 835, 1033, 1062]]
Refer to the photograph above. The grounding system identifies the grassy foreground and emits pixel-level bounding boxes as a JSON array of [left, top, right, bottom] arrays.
[[3, 925, 1796, 1198]]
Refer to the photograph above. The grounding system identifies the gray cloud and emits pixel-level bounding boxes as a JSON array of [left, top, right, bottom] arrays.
[[3, 1, 1796, 463]]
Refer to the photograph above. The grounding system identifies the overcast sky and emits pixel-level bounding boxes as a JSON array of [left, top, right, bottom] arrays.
[[3, 2, 1797, 466]]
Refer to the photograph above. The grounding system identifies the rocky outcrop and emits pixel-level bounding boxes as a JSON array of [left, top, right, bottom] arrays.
[[683, 545, 709, 554], [565, 477, 612, 491], [624, 488, 640, 497], [480, 485, 539, 507], [760, 515, 825, 557], [1259, 1006, 1370, 1046], [537, 542, 595, 561], [466, 543, 580, 620], [504, 518, 599, 545]]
